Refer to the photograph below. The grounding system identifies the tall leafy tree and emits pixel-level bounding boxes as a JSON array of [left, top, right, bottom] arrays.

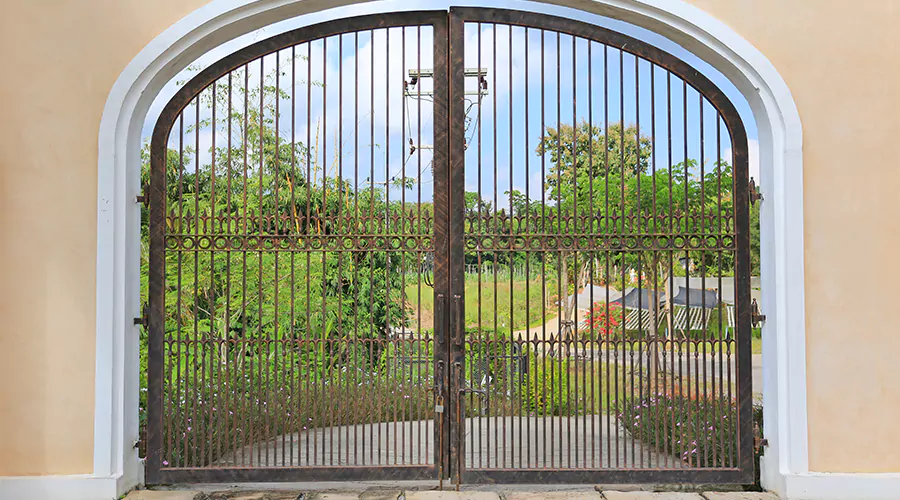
[[535, 120, 740, 326]]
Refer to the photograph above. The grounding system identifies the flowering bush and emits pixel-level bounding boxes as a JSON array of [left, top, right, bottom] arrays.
[[616, 391, 739, 468], [581, 302, 623, 339]]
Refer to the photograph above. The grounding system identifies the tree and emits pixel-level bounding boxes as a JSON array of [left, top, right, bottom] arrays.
[[140, 59, 416, 384], [532, 119, 744, 378]]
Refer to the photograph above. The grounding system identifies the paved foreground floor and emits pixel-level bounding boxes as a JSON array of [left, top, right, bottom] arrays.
[[217, 416, 684, 469], [127, 488, 778, 500]]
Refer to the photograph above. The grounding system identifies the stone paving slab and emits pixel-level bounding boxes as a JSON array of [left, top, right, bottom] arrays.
[[701, 494, 778, 500], [601, 493, 705, 500], [359, 490, 402, 500], [316, 493, 366, 500], [125, 491, 199, 500], [506, 492, 603, 500], [405, 491, 501, 500], [129, 488, 776, 500], [211, 492, 301, 500]]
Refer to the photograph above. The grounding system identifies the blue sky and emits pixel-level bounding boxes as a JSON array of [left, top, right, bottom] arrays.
[[144, 0, 758, 209]]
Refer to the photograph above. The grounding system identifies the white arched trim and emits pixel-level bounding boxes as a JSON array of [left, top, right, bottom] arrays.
[[4, 0, 890, 498], [103, 0, 808, 496], [105, 0, 807, 497]]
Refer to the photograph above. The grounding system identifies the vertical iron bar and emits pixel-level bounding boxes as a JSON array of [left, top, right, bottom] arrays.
[[274, 50, 283, 468], [176, 112, 186, 468], [368, 28, 376, 467], [731, 79, 754, 478], [666, 69, 677, 469], [257, 58, 265, 468], [225, 70, 235, 469], [353, 30, 360, 468], [242, 63, 250, 468], [587, 39, 595, 470], [522, 25, 529, 471], [540, 28, 548, 470], [507, 22, 516, 471], [476, 21, 483, 471], [617, 47, 624, 469], [650, 63, 660, 470], [551, 29, 560, 471], [290, 47, 297, 467], [603, 44, 611, 469], [415, 24, 423, 467], [493, 22, 501, 471], [448, 8, 467, 481], [699, 93, 708, 468], [682, 78, 692, 469], [146, 66, 171, 483], [337, 34, 346, 466], [432, 13, 450, 476], [194, 95, 201, 469], [715, 114, 723, 469], [305, 43, 313, 467], [570, 33, 578, 470], [634, 53, 641, 469], [322, 35, 331, 467]]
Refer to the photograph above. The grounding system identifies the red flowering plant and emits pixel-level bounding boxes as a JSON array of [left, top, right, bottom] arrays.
[[580, 301, 624, 340]]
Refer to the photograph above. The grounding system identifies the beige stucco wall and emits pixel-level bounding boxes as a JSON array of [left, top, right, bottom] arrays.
[[1, 0, 898, 477], [0, 0, 208, 476]]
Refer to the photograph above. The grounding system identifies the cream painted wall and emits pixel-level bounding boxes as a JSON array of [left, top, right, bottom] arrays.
[[0, 0, 209, 476], [686, 0, 900, 474], [0, 0, 898, 477]]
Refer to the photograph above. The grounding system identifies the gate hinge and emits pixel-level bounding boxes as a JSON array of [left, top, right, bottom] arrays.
[[749, 177, 763, 204], [134, 304, 149, 330], [751, 298, 766, 328], [135, 183, 149, 205]]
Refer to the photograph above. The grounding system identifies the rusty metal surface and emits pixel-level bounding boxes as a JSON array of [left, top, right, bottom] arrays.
[[448, 7, 752, 484], [147, 7, 752, 486], [148, 11, 448, 484]]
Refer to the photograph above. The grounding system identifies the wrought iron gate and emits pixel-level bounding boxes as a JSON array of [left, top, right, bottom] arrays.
[[147, 7, 752, 485]]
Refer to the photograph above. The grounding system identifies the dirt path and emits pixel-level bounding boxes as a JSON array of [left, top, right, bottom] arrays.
[[513, 316, 564, 340]]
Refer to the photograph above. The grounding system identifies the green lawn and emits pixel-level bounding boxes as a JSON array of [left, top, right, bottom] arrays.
[[403, 276, 763, 357], [404, 274, 558, 332]]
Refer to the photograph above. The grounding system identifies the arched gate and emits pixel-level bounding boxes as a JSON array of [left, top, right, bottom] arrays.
[[147, 7, 752, 485]]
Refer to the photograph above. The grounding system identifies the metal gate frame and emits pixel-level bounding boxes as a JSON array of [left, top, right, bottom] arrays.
[[147, 7, 752, 485], [147, 11, 451, 484], [447, 7, 752, 485]]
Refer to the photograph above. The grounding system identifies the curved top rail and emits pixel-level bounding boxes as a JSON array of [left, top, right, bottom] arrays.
[[151, 10, 447, 151], [449, 7, 747, 151]]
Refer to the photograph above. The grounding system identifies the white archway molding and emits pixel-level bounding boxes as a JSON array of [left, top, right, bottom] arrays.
[[71, 0, 866, 498]]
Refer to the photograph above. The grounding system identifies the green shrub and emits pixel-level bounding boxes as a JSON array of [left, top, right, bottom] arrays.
[[153, 355, 435, 468], [519, 355, 573, 416], [617, 392, 739, 468]]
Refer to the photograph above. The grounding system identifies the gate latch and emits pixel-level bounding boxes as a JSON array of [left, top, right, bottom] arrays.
[[749, 177, 763, 205], [135, 183, 149, 205], [134, 304, 149, 330], [751, 298, 766, 328]]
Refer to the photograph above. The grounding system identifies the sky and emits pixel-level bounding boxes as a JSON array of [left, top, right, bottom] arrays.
[[142, 0, 759, 210]]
